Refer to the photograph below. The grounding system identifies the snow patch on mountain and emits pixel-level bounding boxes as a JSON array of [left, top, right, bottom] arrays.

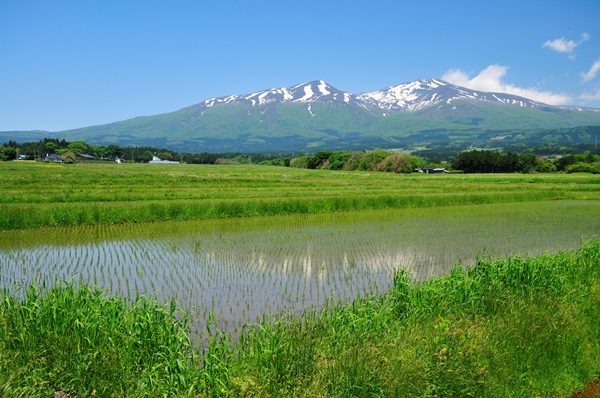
[[282, 88, 293, 101], [298, 85, 314, 102], [193, 78, 599, 115], [357, 79, 454, 111], [318, 80, 330, 95], [356, 78, 554, 111]]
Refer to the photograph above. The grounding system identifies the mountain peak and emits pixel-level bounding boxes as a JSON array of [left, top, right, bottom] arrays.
[[356, 78, 555, 111], [193, 78, 599, 114], [22, 77, 599, 154], [197, 80, 356, 109], [356, 78, 452, 111]]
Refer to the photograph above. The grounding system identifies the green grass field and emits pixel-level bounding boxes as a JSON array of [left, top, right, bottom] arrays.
[[2, 161, 599, 230], [2, 161, 600, 396]]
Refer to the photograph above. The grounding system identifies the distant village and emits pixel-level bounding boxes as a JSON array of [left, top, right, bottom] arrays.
[[40, 153, 179, 164], [2, 137, 599, 174]]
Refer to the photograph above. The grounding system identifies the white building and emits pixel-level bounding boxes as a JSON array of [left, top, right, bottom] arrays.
[[149, 155, 180, 164]]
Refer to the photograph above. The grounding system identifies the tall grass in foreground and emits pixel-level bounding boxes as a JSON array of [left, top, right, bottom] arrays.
[[2, 241, 600, 397], [0, 283, 198, 397]]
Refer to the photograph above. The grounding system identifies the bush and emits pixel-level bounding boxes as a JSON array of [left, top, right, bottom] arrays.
[[290, 155, 310, 168], [342, 152, 364, 171], [328, 151, 351, 170], [307, 151, 333, 169], [358, 150, 389, 171], [376, 153, 420, 173], [565, 162, 600, 174], [215, 158, 241, 165]]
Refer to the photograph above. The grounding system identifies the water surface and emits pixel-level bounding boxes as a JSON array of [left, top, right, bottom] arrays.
[[1, 200, 599, 335]]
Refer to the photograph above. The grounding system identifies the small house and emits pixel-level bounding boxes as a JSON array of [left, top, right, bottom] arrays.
[[76, 153, 95, 160], [416, 167, 449, 174], [43, 153, 63, 163], [149, 155, 180, 164]]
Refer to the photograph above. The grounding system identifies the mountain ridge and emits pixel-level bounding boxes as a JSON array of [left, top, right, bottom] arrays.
[[189, 78, 600, 114], [2, 79, 600, 153]]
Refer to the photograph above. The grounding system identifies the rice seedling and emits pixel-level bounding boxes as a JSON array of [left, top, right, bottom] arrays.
[[1, 162, 599, 230], [0, 200, 598, 338]]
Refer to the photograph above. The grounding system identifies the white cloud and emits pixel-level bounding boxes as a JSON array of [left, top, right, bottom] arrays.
[[543, 38, 579, 53], [441, 65, 572, 105], [581, 58, 600, 82], [542, 33, 590, 59], [579, 88, 600, 102]]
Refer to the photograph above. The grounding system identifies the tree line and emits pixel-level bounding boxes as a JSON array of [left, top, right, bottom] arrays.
[[2, 138, 599, 174], [0, 138, 286, 165], [451, 150, 600, 173], [286, 150, 425, 173]]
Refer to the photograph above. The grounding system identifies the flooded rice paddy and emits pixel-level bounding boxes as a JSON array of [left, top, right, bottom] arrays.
[[1, 200, 599, 335]]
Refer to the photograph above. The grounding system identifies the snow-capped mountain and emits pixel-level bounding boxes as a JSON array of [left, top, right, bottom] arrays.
[[11, 77, 598, 153], [193, 78, 599, 115], [356, 79, 550, 111], [199, 80, 359, 109]]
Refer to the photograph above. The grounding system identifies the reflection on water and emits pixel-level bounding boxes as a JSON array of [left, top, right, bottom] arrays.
[[1, 200, 599, 335]]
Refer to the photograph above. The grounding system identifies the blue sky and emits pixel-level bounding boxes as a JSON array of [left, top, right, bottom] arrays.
[[1, 0, 600, 132]]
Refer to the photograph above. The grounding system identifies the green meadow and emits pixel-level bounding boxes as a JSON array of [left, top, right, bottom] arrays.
[[1, 161, 600, 396], [1, 161, 600, 230]]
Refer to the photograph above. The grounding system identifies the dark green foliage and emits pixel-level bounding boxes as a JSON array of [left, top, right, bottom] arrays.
[[556, 153, 600, 173], [358, 150, 389, 171], [566, 162, 600, 174], [137, 150, 154, 163], [306, 151, 333, 169], [452, 150, 557, 173], [557, 154, 578, 171], [0, 146, 16, 160], [328, 151, 351, 170], [342, 151, 364, 170], [289, 155, 310, 168]]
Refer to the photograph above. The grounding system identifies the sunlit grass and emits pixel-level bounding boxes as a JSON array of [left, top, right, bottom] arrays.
[[2, 240, 600, 396], [0, 282, 198, 396], [1, 162, 599, 230], [2, 162, 600, 395]]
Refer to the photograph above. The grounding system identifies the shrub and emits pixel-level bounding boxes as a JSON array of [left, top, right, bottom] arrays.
[[290, 155, 310, 168], [358, 150, 389, 171], [342, 152, 364, 171], [565, 162, 600, 174], [376, 153, 415, 173]]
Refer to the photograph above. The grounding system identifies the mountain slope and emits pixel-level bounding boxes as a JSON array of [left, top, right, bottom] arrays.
[[3, 79, 600, 152]]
